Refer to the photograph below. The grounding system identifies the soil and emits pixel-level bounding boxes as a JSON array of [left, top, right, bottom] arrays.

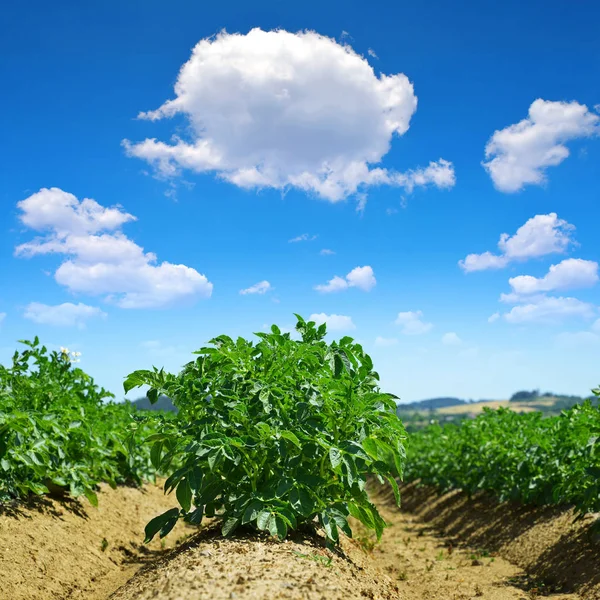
[[2, 480, 600, 600], [0, 482, 194, 600], [375, 481, 600, 599]]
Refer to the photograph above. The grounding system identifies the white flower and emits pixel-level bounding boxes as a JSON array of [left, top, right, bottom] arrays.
[[60, 347, 69, 355]]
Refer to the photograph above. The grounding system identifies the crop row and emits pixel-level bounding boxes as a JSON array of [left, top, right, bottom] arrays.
[[0, 338, 166, 504], [405, 395, 600, 517]]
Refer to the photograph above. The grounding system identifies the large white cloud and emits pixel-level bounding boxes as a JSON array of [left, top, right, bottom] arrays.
[[509, 258, 598, 295], [483, 99, 600, 192], [394, 310, 433, 335], [315, 265, 376, 293], [23, 302, 106, 328], [459, 213, 575, 272], [309, 313, 355, 331], [15, 188, 213, 308], [123, 28, 455, 201]]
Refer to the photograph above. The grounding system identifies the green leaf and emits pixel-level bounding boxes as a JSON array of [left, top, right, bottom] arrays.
[[280, 430, 301, 448], [176, 478, 193, 513], [290, 487, 315, 517], [144, 508, 180, 543], [321, 511, 339, 543], [242, 500, 264, 524], [329, 447, 342, 469], [256, 510, 272, 531], [84, 489, 99, 507], [268, 514, 287, 540], [222, 517, 239, 537]]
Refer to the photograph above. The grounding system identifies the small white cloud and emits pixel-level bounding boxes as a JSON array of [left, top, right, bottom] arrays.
[[23, 302, 106, 328], [289, 233, 317, 243], [386, 207, 399, 215], [488, 312, 500, 323], [320, 248, 335, 256], [315, 275, 349, 293], [239, 280, 272, 295], [309, 313, 355, 331], [395, 310, 433, 335], [441, 332, 462, 346], [124, 28, 454, 202], [315, 265, 376, 293], [502, 295, 596, 324], [374, 336, 398, 347], [356, 193, 367, 215], [459, 213, 575, 272], [508, 258, 598, 295], [15, 188, 213, 308], [483, 99, 600, 193], [367, 48, 378, 59]]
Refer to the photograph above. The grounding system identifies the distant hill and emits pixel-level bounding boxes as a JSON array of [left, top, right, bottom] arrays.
[[397, 397, 468, 411], [132, 394, 177, 412]]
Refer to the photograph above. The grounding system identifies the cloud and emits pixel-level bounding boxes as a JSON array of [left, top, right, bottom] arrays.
[[309, 313, 355, 331], [555, 331, 600, 348], [395, 310, 433, 335], [356, 193, 367, 215], [374, 336, 398, 347], [289, 233, 317, 243], [459, 213, 575, 272], [593, 318, 600, 333], [315, 265, 376, 293], [508, 258, 598, 295], [320, 249, 335, 256], [15, 188, 213, 308], [123, 28, 454, 201], [23, 302, 106, 328], [488, 312, 500, 323], [483, 99, 600, 192], [240, 280, 272, 295], [502, 296, 596, 324], [441, 332, 462, 345], [367, 48, 378, 59]]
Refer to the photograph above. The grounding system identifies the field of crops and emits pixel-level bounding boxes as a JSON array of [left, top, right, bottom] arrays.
[[1, 317, 600, 600], [405, 398, 600, 517]]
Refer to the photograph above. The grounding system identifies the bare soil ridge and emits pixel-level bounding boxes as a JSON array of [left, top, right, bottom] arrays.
[[379, 481, 600, 599]]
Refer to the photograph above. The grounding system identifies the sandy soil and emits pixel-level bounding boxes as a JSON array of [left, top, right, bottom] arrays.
[[376, 481, 600, 599], [3, 480, 600, 600], [0, 482, 193, 600], [109, 524, 401, 600]]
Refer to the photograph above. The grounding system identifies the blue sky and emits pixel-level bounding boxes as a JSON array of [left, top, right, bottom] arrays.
[[1, 0, 600, 402]]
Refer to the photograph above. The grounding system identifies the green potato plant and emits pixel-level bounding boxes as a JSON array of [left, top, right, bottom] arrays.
[[125, 315, 407, 545], [0, 338, 164, 504], [406, 390, 600, 518]]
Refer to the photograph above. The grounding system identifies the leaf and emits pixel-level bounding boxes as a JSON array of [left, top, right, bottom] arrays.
[[176, 478, 193, 513], [222, 517, 239, 537], [84, 489, 99, 507], [256, 510, 272, 531], [329, 447, 343, 470], [242, 500, 264, 524], [144, 508, 180, 543], [290, 487, 315, 517], [321, 511, 339, 543], [280, 430, 301, 448], [269, 514, 288, 540]]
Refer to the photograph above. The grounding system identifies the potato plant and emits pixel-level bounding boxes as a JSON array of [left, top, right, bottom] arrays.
[[406, 392, 600, 517], [125, 315, 407, 545], [0, 338, 164, 504]]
